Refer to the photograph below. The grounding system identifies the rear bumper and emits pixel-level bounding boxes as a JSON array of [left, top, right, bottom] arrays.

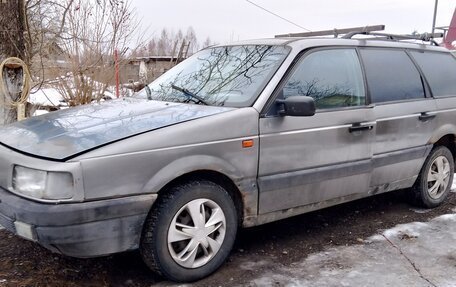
[[0, 187, 156, 258]]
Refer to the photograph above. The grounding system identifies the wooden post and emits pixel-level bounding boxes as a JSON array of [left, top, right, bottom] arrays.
[[115, 49, 120, 98], [0, 0, 26, 125]]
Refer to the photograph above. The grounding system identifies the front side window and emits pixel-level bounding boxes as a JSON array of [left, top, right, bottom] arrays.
[[282, 49, 365, 109], [135, 45, 290, 107], [360, 49, 425, 103]]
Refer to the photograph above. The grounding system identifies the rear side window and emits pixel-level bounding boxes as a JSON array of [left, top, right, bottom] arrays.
[[409, 51, 456, 98], [283, 49, 365, 109], [360, 49, 425, 103]]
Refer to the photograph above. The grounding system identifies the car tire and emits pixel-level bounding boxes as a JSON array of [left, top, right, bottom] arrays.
[[411, 146, 454, 208], [140, 180, 238, 282]]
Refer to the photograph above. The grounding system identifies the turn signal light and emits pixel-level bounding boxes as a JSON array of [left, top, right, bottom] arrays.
[[242, 139, 254, 148]]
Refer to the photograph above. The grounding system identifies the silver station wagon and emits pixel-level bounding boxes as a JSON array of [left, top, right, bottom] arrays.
[[1, 30, 456, 282]]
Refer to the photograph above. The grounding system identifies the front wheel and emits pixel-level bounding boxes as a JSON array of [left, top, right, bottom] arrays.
[[411, 146, 454, 208], [140, 180, 238, 282]]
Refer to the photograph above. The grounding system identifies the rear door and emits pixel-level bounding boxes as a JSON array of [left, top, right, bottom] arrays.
[[409, 50, 456, 133], [359, 48, 438, 193], [258, 48, 375, 214]]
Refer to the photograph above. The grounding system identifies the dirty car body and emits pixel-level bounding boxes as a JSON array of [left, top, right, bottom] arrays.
[[0, 38, 456, 281]]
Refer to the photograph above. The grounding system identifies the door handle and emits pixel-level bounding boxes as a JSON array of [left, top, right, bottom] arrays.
[[419, 112, 436, 122], [349, 123, 374, 133]]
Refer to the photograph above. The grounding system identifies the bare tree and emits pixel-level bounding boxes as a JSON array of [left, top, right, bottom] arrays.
[[50, 0, 139, 105], [157, 28, 171, 56], [185, 26, 198, 54], [136, 27, 209, 58], [24, 0, 140, 106], [0, 0, 26, 59], [0, 0, 27, 124], [24, 0, 74, 79], [202, 37, 213, 49]]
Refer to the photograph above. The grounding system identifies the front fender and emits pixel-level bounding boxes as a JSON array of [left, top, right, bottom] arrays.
[[140, 155, 242, 195]]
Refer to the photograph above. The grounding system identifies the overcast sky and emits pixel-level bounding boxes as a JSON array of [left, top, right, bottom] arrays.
[[132, 0, 455, 44]]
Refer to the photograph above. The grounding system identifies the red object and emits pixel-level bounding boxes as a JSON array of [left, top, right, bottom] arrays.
[[115, 49, 120, 98], [444, 8, 456, 49]]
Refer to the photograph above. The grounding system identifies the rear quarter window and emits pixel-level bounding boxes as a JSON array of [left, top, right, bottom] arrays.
[[409, 51, 456, 98], [360, 49, 425, 103]]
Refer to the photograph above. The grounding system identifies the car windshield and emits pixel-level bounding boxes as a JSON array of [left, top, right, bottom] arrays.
[[134, 45, 290, 107]]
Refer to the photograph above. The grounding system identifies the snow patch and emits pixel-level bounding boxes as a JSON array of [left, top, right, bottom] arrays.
[[239, 260, 270, 271], [251, 214, 456, 286], [33, 109, 50, 116], [382, 221, 427, 239], [433, 214, 456, 222], [367, 234, 385, 242], [28, 88, 65, 106]]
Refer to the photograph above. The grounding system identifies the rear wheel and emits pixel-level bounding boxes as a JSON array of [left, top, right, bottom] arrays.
[[140, 180, 238, 282], [411, 146, 454, 208]]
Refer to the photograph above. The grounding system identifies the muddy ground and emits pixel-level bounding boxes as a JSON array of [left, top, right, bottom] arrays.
[[1, 190, 455, 287]]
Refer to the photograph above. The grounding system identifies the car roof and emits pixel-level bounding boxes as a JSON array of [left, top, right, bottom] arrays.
[[217, 38, 295, 46], [217, 37, 451, 53]]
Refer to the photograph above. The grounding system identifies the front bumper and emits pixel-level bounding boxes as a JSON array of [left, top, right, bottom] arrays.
[[0, 187, 156, 258]]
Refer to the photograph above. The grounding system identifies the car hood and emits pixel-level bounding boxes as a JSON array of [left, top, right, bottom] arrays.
[[0, 98, 234, 161]]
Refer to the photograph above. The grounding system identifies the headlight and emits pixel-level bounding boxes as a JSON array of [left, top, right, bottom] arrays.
[[12, 165, 74, 200]]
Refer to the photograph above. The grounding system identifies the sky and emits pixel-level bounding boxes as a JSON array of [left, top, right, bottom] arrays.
[[132, 0, 456, 45]]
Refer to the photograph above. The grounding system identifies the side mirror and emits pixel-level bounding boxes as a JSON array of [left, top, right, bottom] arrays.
[[276, 96, 316, 117]]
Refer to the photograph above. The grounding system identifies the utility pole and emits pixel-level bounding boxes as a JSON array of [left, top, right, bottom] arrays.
[[0, 0, 26, 125], [432, 0, 439, 35]]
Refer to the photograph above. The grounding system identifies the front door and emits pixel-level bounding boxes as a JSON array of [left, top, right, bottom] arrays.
[[258, 48, 375, 214]]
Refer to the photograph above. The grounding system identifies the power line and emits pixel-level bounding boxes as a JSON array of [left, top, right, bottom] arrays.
[[245, 0, 311, 32]]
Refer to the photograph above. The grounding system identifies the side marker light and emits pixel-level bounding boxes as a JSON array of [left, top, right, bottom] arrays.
[[242, 139, 254, 148]]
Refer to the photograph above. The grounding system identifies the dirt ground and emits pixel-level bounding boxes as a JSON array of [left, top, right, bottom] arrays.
[[1, 191, 455, 287]]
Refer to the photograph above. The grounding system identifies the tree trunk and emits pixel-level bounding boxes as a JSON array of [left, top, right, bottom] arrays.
[[0, 0, 26, 125]]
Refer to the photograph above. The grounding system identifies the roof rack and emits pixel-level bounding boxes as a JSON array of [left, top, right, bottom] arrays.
[[275, 25, 385, 38], [275, 25, 443, 46], [342, 31, 444, 46], [435, 25, 450, 32]]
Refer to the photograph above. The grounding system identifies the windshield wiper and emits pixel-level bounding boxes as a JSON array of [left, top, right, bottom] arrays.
[[145, 85, 152, 100], [171, 84, 208, 105]]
